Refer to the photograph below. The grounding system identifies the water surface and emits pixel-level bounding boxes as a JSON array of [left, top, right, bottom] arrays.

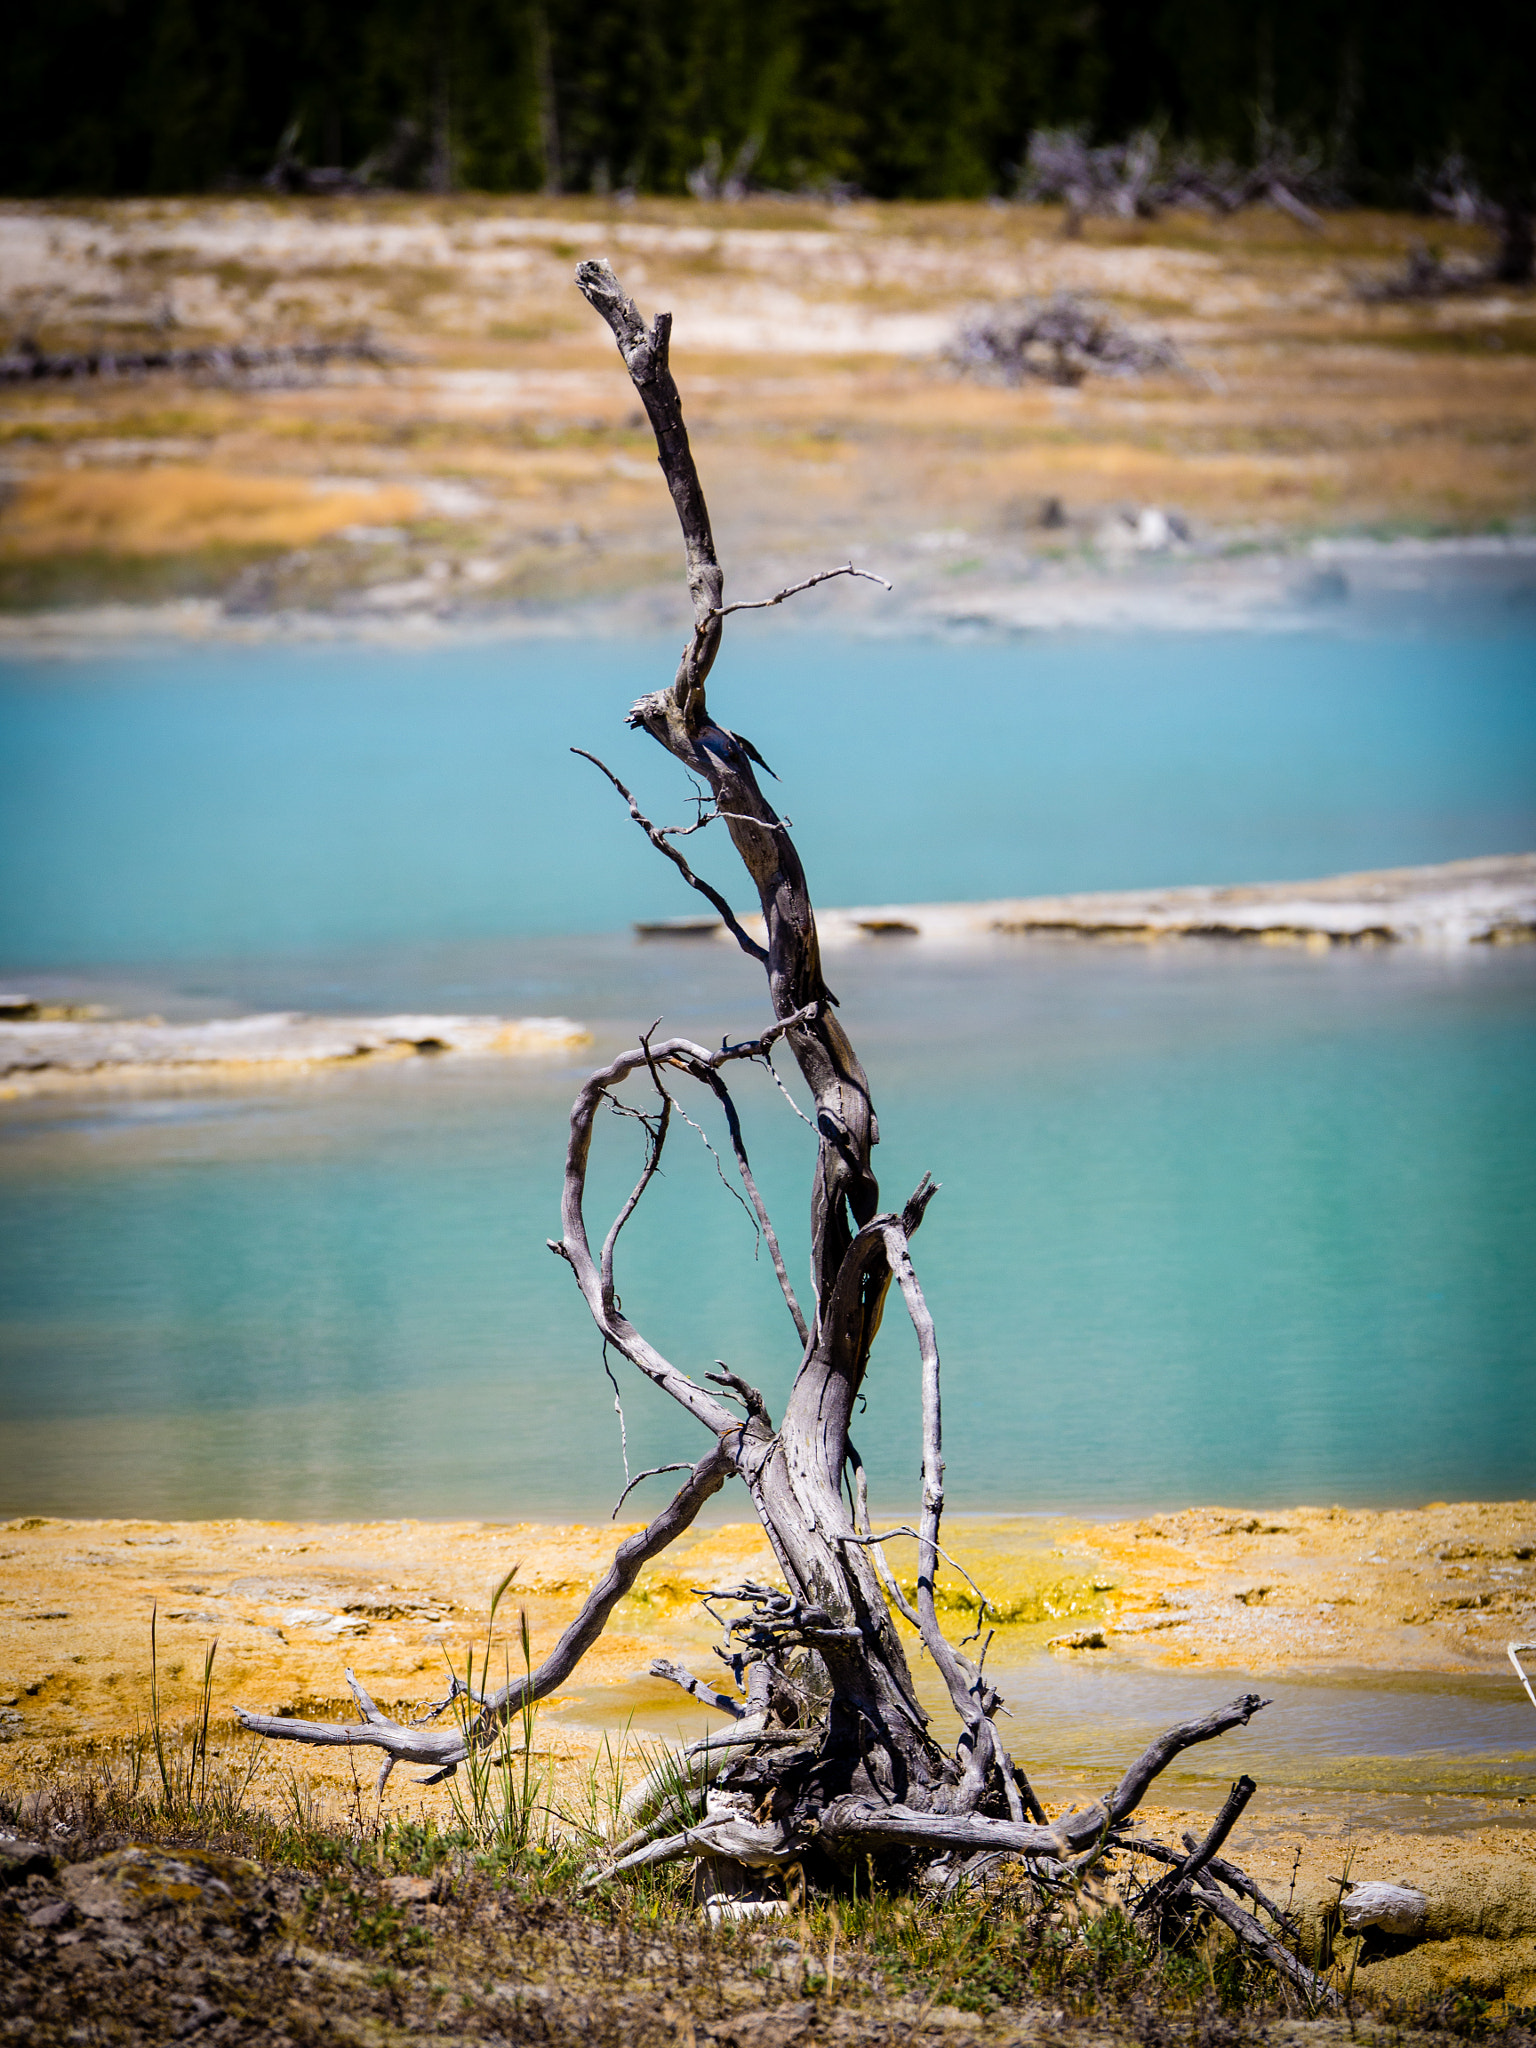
[[557, 1643, 1536, 1831], [1, 626, 1533, 1523], [3, 628, 1534, 968], [2, 937, 1531, 1521]]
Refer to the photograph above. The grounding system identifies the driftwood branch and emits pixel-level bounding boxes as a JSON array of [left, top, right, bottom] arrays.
[[948, 295, 1189, 387], [549, 1012, 821, 1440], [1134, 1774, 1255, 1937], [1114, 1835, 1300, 1937], [712, 564, 892, 620], [816, 1695, 1269, 1866], [234, 1440, 732, 1773], [239, 257, 1323, 2003], [1193, 1882, 1336, 2007], [649, 1659, 744, 1716], [1018, 126, 1338, 231]]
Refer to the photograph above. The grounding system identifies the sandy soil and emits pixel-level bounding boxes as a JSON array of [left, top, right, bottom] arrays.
[[4, 1501, 1530, 1765], [1, 196, 1532, 628], [1056, 1501, 1535, 1676]]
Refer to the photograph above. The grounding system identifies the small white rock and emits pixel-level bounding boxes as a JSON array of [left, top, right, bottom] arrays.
[[1341, 1882, 1428, 1936]]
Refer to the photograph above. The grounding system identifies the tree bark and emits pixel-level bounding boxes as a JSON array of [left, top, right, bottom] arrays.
[[573, 256, 950, 1805]]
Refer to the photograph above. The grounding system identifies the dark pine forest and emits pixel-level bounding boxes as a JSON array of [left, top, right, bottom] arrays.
[[3, 0, 1530, 204]]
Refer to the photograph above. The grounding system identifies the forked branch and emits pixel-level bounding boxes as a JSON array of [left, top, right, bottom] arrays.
[[233, 1440, 733, 1776]]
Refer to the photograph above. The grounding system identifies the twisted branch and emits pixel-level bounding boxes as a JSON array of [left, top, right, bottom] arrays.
[[233, 1440, 734, 1775]]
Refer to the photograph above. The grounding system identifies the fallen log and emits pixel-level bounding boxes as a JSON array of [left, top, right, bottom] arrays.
[[0, 337, 401, 384], [946, 292, 1189, 386]]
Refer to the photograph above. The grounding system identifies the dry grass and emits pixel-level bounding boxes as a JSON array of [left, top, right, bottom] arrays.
[[2, 468, 421, 556], [0, 195, 1531, 612], [6, 1733, 1533, 2046]]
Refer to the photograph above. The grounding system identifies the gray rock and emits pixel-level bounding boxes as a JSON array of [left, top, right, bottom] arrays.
[[1343, 1881, 1429, 1936]]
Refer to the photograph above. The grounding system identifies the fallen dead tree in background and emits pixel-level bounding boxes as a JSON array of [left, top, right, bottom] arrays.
[[0, 336, 399, 385], [233, 259, 1332, 2005], [1352, 241, 1502, 302], [1353, 154, 1535, 297], [947, 293, 1190, 386], [1019, 126, 1338, 233]]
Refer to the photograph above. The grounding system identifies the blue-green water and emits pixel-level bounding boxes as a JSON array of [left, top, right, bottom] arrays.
[[3, 630, 1535, 967], [1, 629, 1533, 1522]]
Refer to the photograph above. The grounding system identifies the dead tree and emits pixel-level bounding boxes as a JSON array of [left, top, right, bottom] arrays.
[[0, 338, 396, 386], [1360, 154, 1536, 300], [947, 293, 1189, 386], [1422, 154, 1534, 289], [1019, 126, 1334, 233], [234, 261, 1332, 2000]]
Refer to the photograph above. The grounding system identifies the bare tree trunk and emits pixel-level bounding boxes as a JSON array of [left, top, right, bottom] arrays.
[[569, 258, 1018, 1825]]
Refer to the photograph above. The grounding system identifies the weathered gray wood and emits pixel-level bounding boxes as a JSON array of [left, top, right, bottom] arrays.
[[650, 1659, 744, 1717], [574, 257, 942, 1786], [233, 1439, 732, 1770], [1134, 1773, 1255, 1935], [1194, 1879, 1337, 2007], [1114, 1835, 1299, 1936], [1341, 1882, 1427, 1936], [817, 1694, 1269, 1864], [237, 266, 1315, 1999]]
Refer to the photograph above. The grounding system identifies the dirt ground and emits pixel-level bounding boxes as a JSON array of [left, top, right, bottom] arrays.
[[10, 1829, 1528, 2048], [1, 196, 1532, 625]]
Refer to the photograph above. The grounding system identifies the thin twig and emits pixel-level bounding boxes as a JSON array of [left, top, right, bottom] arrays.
[[711, 563, 892, 619], [572, 748, 767, 963], [666, 1089, 761, 1240], [761, 1045, 817, 1129], [848, 1441, 919, 1628], [599, 1033, 672, 1311], [1113, 1835, 1300, 1936], [235, 1441, 736, 1771], [657, 777, 717, 839], [836, 1525, 992, 1617], [602, 1345, 631, 1490], [613, 1462, 694, 1518], [689, 1060, 809, 1345]]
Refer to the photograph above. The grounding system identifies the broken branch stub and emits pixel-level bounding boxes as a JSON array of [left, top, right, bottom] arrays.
[[233, 259, 1326, 1999]]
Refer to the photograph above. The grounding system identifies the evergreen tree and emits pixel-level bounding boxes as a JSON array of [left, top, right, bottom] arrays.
[[0, 0, 1526, 205]]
